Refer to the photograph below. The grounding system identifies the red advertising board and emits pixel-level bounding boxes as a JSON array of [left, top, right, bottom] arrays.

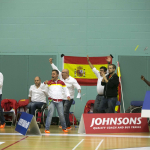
[[78, 113, 149, 134]]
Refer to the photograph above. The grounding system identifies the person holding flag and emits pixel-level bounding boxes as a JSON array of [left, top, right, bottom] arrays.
[[87, 55, 112, 113], [100, 64, 119, 113], [49, 58, 81, 130]]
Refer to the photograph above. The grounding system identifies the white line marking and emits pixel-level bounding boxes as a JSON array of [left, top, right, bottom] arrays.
[[110, 147, 150, 150], [72, 139, 84, 150], [0, 142, 5, 145], [0, 133, 150, 139], [95, 139, 104, 150]]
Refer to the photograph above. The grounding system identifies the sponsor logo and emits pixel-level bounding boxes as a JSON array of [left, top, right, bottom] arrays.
[[90, 117, 142, 127], [18, 118, 30, 129]]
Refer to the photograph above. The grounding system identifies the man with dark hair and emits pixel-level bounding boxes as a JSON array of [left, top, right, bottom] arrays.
[[87, 55, 111, 113], [100, 66, 107, 72], [52, 69, 59, 75], [49, 58, 81, 130], [44, 70, 70, 133], [100, 64, 119, 113], [27, 76, 48, 116]]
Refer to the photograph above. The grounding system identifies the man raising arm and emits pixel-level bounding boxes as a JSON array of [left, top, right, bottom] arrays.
[[44, 70, 70, 133], [49, 58, 81, 130], [87, 55, 111, 113]]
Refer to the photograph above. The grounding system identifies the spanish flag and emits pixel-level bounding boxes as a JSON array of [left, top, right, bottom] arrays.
[[115, 62, 121, 113], [63, 56, 111, 86]]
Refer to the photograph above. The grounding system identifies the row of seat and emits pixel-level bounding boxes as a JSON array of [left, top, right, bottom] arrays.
[[1, 99, 46, 126], [1, 98, 76, 127]]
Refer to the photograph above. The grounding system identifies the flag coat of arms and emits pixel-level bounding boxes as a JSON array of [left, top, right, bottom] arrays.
[[63, 56, 111, 86]]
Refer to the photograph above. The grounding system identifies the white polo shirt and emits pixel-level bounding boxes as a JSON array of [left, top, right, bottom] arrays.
[[28, 83, 48, 103], [0, 72, 3, 94], [51, 63, 81, 100], [92, 67, 108, 95]]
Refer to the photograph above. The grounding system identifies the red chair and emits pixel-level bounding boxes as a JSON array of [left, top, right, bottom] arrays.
[[16, 99, 29, 123], [1, 99, 18, 126], [84, 100, 95, 113]]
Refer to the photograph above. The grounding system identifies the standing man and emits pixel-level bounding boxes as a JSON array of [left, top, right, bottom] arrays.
[[0, 72, 5, 128], [87, 55, 111, 113], [49, 58, 81, 130], [44, 69, 70, 133], [141, 75, 150, 86], [100, 64, 119, 113], [27, 76, 48, 116]]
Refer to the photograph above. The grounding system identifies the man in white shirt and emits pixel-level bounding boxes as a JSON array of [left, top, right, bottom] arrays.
[[44, 69, 70, 133], [27, 76, 48, 116], [87, 55, 111, 113], [0, 72, 5, 128], [49, 58, 81, 130]]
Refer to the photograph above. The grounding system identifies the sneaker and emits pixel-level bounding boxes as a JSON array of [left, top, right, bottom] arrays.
[[62, 129, 68, 133], [66, 127, 72, 130], [59, 126, 62, 129], [0, 123, 5, 128], [44, 130, 50, 133]]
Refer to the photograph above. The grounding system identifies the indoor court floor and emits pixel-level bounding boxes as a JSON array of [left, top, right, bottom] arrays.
[[0, 126, 150, 150]]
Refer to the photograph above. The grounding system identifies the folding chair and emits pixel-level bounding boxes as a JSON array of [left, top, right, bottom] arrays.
[[16, 99, 29, 125], [84, 100, 95, 113], [130, 101, 143, 113], [1, 99, 17, 126]]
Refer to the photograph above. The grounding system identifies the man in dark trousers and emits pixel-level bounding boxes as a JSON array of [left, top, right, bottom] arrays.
[[99, 64, 119, 113]]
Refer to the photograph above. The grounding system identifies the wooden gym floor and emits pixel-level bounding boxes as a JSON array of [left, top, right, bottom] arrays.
[[0, 126, 150, 150]]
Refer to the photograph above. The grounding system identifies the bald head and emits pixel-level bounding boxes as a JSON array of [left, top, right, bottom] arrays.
[[34, 76, 41, 81], [34, 76, 41, 87], [62, 69, 69, 79]]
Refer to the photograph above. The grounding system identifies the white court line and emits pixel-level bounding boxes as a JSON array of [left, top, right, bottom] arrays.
[[0, 133, 150, 139], [95, 139, 104, 150], [72, 139, 84, 150], [110, 147, 150, 150], [0, 142, 5, 145]]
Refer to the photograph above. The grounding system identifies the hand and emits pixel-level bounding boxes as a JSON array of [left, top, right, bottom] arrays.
[[141, 75, 145, 81], [67, 96, 71, 101], [106, 56, 112, 63], [44, 80, 48, 84], [78, 89, 81, 93], [101, 72, 105, 78], [49, 58, 53, 64], [102, 78, 105, 82], [87, 55, 90, 62]]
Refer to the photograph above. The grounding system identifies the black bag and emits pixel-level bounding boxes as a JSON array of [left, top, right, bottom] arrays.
[[51, 117, 59, 125]]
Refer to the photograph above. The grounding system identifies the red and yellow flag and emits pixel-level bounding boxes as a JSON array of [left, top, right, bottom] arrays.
[[63, 56, 111, 86], [115, 62, 121, 113]]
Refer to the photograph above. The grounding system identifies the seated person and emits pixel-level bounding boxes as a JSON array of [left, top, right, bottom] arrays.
[[27, 76, 48, 116]]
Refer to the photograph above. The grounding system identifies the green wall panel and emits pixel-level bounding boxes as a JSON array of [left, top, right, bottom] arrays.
[[118, 56, 148, 112], [1, 55, 28, 101]]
